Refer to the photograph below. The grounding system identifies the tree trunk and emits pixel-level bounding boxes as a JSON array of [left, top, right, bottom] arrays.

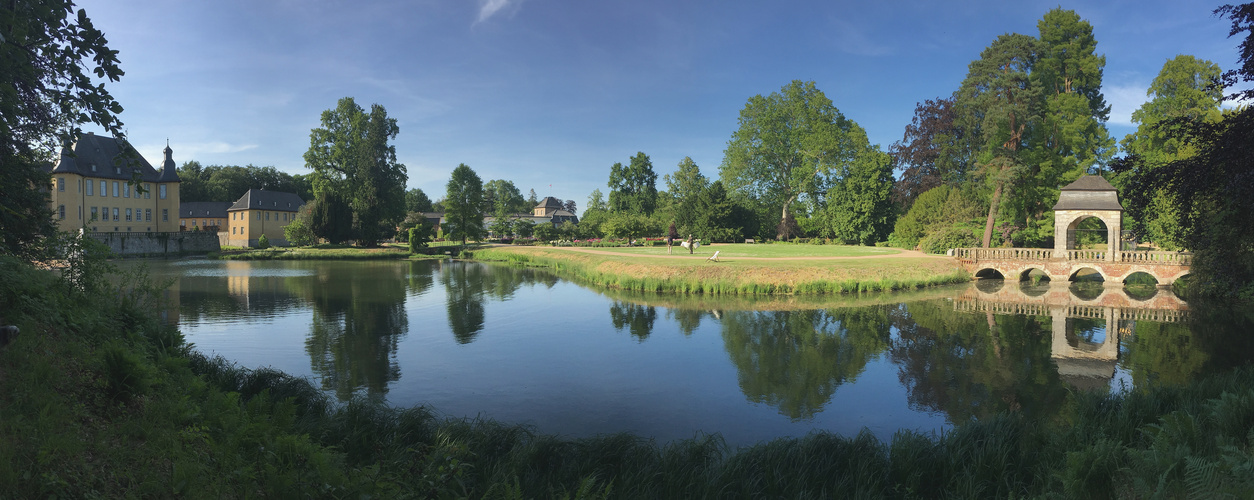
[[777, 195, 797, 240], [982, 181, 1003, 248]]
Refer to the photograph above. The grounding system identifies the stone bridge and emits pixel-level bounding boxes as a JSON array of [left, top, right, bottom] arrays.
[[953, 247, 1193, 286]]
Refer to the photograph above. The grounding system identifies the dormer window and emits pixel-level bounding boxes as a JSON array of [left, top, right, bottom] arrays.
[[114, 167, 120, 174], [90, 164, 97, 172]]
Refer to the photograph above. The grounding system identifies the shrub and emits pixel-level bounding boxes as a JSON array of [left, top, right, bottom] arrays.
[[919, 225, 979, 254], [100, 343, 155, 400], [258, 234, 271, 249]]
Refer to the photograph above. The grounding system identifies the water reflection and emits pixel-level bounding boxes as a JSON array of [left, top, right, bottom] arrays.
[[133, 259, 1254, 443], [609, 301, 658, 341], [301, 262, 409, 400], [720, 308, 892, 420]]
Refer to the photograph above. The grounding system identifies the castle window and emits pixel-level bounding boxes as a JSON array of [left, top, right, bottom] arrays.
[[159, 184, 167, 199], [91, 207, 98, 221], [144, 184, 151, 199], [125, 208, 132, 222], [162, 209, 168, 222], [112, 181, 119, 197], [112, 208, 119, 221], [124, 183, 130, 198], [86, 181, 93, 196], [145, 209, 151, 221], [58, 205, 65, 219], [57, 178, 64, 191], [100, 181, 106, 197]]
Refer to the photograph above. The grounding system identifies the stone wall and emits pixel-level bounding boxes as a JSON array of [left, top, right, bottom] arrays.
[[86, 231, 220, 256]]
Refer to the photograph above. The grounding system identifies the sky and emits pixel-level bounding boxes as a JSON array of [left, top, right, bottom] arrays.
[[76, 0, 1244, 206]]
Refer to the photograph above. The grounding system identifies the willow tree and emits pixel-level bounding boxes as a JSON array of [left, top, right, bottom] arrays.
[[720, 80, 869, 240]]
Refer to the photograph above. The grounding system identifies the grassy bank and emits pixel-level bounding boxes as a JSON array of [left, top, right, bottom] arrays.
[[212, 244, 443, 261], [3, 255, 1254, 497], [471, 245, 970, 295]]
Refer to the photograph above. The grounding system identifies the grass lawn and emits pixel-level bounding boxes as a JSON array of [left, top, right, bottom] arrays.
[[473, 244, 966, 294], [587, 243, 901, 258]]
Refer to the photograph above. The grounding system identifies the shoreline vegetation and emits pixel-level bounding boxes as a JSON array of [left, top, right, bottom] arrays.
[[3, 254, 1254, 497], [470, 244, 971, 295]]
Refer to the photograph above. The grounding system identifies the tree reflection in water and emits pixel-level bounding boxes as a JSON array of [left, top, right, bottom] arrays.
[[720, 307, 892, 420], [303, 262, 409, 401], [609, 301, 658, 341], [440, 262, 539, 344], [889, 300, 1068, 422]]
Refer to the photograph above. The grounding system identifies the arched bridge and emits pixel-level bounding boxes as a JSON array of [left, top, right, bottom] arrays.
[[953, 247, 1192, 286]]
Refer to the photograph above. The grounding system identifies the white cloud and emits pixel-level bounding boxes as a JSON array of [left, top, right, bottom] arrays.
[[476, 0, 518, 23], [1106, 83, 1149, 126]]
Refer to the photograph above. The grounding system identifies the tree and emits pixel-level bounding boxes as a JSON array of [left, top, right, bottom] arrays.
[[823, 149, 896, 245], [601, 212, 657, 242], [664, 156, 709, 234], [284, 204, 318, 246], [1111, 3, 1254, 297], [608, 152, 658, 215], [527, 188, 539, 207], [889, 97, 975, 210], [954, 34, 1043, 248], [303, 97, 407, 247], [444, 164, 485, 246], [690, 181, 744, 243], [483, 179, 527, 215], [309, 190, 354, 244], [408, 222, 432, 253], [563, 199, 577, 215], [586, 189, 608, 212], [1036, 8, 1114, 177], [2, 1, 125, 258], [405, 188, 433, 213], [720, 80, 868, 240], [1121, 55, 1224, 163]]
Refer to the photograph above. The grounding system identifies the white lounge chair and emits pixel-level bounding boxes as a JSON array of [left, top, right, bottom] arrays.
[[707, 250, 720, 262]]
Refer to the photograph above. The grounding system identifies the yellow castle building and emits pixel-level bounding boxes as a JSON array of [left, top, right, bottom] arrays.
[[46, 132, 181, 233]]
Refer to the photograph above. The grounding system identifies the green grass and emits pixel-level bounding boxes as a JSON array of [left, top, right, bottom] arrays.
[[602, 243, 902, 258], [472, 245, 967, 295], [3, 253, 1254, 498]]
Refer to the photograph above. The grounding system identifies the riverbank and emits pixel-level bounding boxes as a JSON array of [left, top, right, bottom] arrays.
[[211, 244, 445, 260], [471, 244, 970, 294], [3, 254, 1254, 497]]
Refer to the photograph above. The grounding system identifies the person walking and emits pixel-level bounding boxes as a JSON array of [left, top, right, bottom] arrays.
[[686, 234, 694, 255], [667, 223, 679, 255]]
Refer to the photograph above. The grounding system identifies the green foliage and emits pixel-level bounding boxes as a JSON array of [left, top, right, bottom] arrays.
[[408, 223, 432, 253], [309, 190, 354, 244], [405, 187, 433, 213], [100, 342, 155, 400], [534, 222, 559, 243], [511, 218, 535, 239], [721, 80, 870, 240], [688, 181, 746, 243], [445, 164, 485, 246], [283, 204, 318, 247], [889, 185, 984, 249], [601, 212, 658, 242], [607, 152, 659, 215], [484, 179, 529, 215], [823, 148, 896, 245], [1, 1, 124, 259], [178, 162, 314, 203], [919, 225, 979, 254], [257, 234, 270, 249], [303, 97, 408, 247]]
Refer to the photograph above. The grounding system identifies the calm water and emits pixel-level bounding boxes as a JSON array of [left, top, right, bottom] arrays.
[[131, 258, 1253, 447]]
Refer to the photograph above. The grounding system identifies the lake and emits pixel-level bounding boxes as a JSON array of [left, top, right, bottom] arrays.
[[130, 258, 1253, 447]]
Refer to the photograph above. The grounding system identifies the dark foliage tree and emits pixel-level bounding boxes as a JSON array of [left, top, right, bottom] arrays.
[[608, 152, 658, 215], [563, 199, 577, 215], [304, 97, 407, 247], [2, 1, 124, 258], [444, 164, 485, 246], [483, 179, 527, 215], [177, 162, 314, 203], [1112, 3, 1254, 297], [309, 190, 354, 244], [889, 97, 974, 209], [824, 149, 896, 245]]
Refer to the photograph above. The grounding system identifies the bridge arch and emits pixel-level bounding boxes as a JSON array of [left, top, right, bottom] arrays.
[[974, 267, 1005, 280], [1068, 266, 1106, 283]]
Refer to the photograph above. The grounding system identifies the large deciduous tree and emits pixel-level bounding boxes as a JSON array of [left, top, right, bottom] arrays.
[[482, 179, 527, 215], [664, 156, 709, 234], [405, 188, 433, 213], [444, 164, 485, 246], [2, 1, 125, 258], [720, 80, 867, 240], [608, 152, 658, 215], [824, 149, 896, 245], [303, 97, 407, 247]]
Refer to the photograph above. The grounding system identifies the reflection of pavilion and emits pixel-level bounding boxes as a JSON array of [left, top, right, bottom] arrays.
[[954, 282, 1189, 390]]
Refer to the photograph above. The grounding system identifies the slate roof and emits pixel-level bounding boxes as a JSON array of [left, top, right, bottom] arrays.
[[1052, 175, 1124, 211], [228, 189, 305, 212], [537, 196, 564, 209], [47, 132, 177, 182], [180, 202, 232, 219]]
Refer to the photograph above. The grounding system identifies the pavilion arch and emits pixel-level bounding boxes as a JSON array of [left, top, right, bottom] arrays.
[[1053, 176, 1124, 260]]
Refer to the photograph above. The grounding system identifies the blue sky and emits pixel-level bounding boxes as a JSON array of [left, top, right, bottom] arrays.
[[77, 0, 1242, 206]]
